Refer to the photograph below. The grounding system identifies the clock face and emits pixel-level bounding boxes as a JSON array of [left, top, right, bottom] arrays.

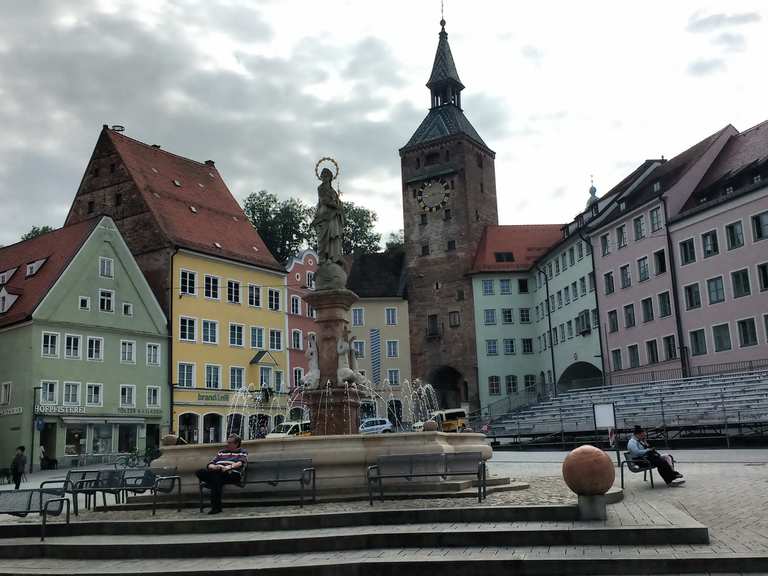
[[417, 178, 451, 212]]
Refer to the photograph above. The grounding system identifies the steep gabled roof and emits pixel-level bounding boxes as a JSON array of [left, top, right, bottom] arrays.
[[401, 105, 490, 152], [347, 251, 407, 298], [0, 219, 99, 329], [470, 225, 564, 274], [427, 23, 464, 89], [103, 128, 283, 273]]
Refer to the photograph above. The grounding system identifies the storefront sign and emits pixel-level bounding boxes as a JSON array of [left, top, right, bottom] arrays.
[[197, 392, 231, 403], [34, 405, 86, 414], [117, 407, 163, 417], [0, 407, 22, 417]]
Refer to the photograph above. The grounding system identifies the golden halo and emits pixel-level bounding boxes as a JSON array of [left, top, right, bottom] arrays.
[[315, 157, 340, 181]]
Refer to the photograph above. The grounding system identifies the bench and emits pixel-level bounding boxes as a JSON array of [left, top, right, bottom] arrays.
[[199, 458, 316, 511], [123, 467, 182, 515], [367, 452, 487, 505], [620, 451, 655, 489], [0, 489, 70, 541]]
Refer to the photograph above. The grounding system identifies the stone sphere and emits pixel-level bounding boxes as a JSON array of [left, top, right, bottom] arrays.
[[562, 445, 615, 496], [422, 420, 439, 432]]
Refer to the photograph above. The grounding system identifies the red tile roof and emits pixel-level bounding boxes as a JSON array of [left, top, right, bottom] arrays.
[[0, 219, 99, 329], [471, 224, 564, 274], [697, 119, 768, 190], [104, 128, 283, 272]]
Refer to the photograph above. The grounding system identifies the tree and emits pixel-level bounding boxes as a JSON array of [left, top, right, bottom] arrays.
[[242, 191, 313, 263], [384, 229, 404, 254], [21, 225, 54, 241]]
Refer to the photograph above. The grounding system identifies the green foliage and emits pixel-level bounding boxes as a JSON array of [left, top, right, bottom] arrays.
[[341, 202, 381, 255], [20, 225, 54, 241], [384, 229, 404, 254]]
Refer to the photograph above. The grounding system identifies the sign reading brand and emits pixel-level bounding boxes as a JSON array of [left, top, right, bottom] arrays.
[[197, 392, 231, 403], [0, 407, 22, 417], [34, 405, 85, 415], [117, 407, 163, 417]]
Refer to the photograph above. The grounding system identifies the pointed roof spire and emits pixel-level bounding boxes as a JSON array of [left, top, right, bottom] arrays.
[[586, 175, 599, 207], [427, 18, 464, 89]]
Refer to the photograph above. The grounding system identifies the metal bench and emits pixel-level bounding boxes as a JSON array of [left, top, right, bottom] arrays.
[[367, 452, 487, 505], [199, 458, 316, 510], [0, 489, 70, 541], [40, 468, 122, 514], [123, 467, 182, 515], [620, 451, 655, 489]]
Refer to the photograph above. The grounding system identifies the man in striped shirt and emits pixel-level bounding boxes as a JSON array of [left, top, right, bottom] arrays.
[[196, 434, 248, 514]]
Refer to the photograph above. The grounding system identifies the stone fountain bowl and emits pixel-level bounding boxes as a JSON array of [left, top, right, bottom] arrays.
[[153, 431, 492, 493]]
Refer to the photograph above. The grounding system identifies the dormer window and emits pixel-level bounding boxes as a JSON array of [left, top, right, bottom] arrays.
[[753, 174, 762, 184], [652, 181, 661, 193], [0, 268, 17, 285], [494, 252, 514, 262], [25, 258, 46, 278], [0, 288, 18, 314], [425, 152, 440, 166], [725, 186, 734, 195]]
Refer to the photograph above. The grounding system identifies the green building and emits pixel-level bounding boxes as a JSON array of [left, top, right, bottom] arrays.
[[0, 217, 168, 470]]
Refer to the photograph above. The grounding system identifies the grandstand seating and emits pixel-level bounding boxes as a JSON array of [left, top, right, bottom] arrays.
[[489, 369, 768, 438]]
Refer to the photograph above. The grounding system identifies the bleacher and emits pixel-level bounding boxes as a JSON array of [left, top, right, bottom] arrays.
[[489, 369, 768, 441]]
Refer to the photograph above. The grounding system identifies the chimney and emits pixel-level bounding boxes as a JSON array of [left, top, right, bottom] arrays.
[[205, 160, 215, 166], [151, 144, 161, 149]]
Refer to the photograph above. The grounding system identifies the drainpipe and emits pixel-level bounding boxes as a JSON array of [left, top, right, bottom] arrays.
[[578, 229, 606, 381], [535, 266, 557, 397], [660, 197, 689, 378], [167, 247, 179, 436]]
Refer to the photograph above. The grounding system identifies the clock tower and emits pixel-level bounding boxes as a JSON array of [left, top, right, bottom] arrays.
[[400, 19, 498, 411]]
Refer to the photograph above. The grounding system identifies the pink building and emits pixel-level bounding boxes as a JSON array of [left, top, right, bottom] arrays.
[[285, 249, 318, 390]]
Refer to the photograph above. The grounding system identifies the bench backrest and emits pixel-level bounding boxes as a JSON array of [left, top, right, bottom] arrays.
[[66, 469, 100, 487], [0, 489, 33, 514], [623, 452, 652, 472], [245, 458, 312, 483], [445, 452, 483, 474], [97, 468, 125, 489], [377, 452, 484, 476]]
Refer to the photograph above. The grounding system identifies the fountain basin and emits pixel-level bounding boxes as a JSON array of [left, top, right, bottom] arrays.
[[154, 432, 492, 493]]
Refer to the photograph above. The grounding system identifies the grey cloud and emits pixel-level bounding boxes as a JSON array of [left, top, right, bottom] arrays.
[[687, 11, 761, 33], [712, 32, 746, 52], [687, 58, 726, 76], [462, 93, 512, 142], [551, 186, 566, 199]]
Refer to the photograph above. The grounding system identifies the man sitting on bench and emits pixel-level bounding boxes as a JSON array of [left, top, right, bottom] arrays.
[[628, 425, 684, 487], [196, 434, 248, 514]]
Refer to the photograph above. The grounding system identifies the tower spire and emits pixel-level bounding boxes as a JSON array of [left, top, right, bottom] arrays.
[[427, 16, 464, 109]]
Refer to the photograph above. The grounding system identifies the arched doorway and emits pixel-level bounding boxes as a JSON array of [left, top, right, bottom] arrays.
[[558, 362, 603, 391], [178, 413, 199, 444], [387, 399, 403, 430], [428, 366, 463, 408], [289, 407, 305, 421], [360, 401, 376, 422], [273, 414, 285, 428], [226, 413, 244, 438], [203, 413, 222, 443], [249, 414, 271, 437]]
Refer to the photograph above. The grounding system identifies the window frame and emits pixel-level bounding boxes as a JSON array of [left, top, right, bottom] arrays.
[[40, 380, 58, 405], [179, 316, 197, 342], [98, 256, 114, 279], [120, 339, 136, 364], [119, 384, 136, 408], [146, 343, 161, 367], [146, 386, 161, 408], [86, 336, 104, 362], [41, 331, 60, 358], [86, 382, 103, 407], [64, 333, 82, 360], [63, 381, 81, 406], [177, 362, 195, 388], [98, 288, 115, 313], [179, 269, 197, 296]]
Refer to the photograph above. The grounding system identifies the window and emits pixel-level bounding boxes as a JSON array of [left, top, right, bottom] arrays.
[[633, 216, 645, 240], [611, 349, 623, 370], [638, 257, 649, 282], [737, 318, 758, 347], [385, 307, 397, 325], [268, 288, 281, 311], [604, 272, 615, 295], [0, 382, 10, 405], [122, 302, 133, 317], [522, 338, 533, 354], [307, 304, 317, 319], [353, 340, 365, 358], [229, 367, 244, 391], [564, 287, 570, 304], [561, 253, 567, 270], [499, 279, 511, 295], [421, 244, 430, 256], [484, 309, 496, 325], [291, 329, 303, 350], [702, 231, 719, 258], [274, 371, 284, 393], [120, 340, 135, 363], [592, 308, 599, 329], [628, 345, 640, 368], [523, 375, 536, 392], [663, 335, 677, 360], [250, 326, 264, 349], [99, 289, 114, 312], [712, 324, 732, 352], [147, 386, 160, 407], [448, 311, 460, 327], [624, 304, 635, 328], [42, 332, 59, 357], [145, 343, 160, 366], [488, 376, 500, 396], [227, 280, 241, 304], [620, 265, 631, 289], [205, 365, 221, 389], [588, 272, 595, 292], [616, 225, 627, 248], [427, 314, 440, 336], [641, 297, 654, 323], [646, 340, 659, 364], [40, 380, 57, 404], [567, 321, 573, 339], [552, 329, 558, 345], [202, 320, 218, 344], [293, 368, 304, 388], [650, 207, 662, 232], [601, 234, 610, 256], [503, 338, 515, 355], [180, 270, 196, 295], [571, 281, 578, 300], [679, 239, 696, 265], [658, 292, 671, 317], [204, 275, 220, 299], [506, 375, 518, 394], [752, 211, 768, 241], [501, 308, 514, 324], [447, 240, 456, 251], [577, 242, 584, 260], [759, 263, 768, 292], [690, 329, 707, 356], [65, 334, 81, 359], [486, 339, 498, 356], [654, 249, 666, 275], [518, 279, 529, 293], [707, 277, 725, 304], [482, 279, 494, 295], [79, 296, 90, 310], [519, 308, 531, 323], [259, 367, 272, 388], [555, 260, 560, 275], [99, 257, 114, 279], [87, 336, 103, 361], [557, 291, 563, 308], [387, 369, 400, 386], [120, 385, 136, 407], [608, 310, 618, 333], [86, 383, 103, 406], [420, 213, 427, 226], [684, 283, 701, 310], [569, 247, 575, 266], [386, 340, 399, 358], [178, 363, 194, 388], [63, 382, 80, 406], [229, 323, 244, 347], [352, 308, 364, 326], [732, 269, 751, 298], [248, 284, 261, 307], [179, 317, 196, 342], [726, 221, 745, 250], [269, 329, 282, 351]]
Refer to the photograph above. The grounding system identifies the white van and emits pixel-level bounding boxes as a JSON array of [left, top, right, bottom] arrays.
[[267, 421, 311, 438]]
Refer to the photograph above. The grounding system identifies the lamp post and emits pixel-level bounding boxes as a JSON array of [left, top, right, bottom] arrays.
[[30, 386, 42, 474]]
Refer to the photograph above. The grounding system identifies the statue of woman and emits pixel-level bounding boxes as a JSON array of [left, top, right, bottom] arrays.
[[312, 167, 344, 266]]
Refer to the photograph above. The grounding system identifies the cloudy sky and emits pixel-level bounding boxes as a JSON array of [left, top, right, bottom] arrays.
[[1, 0, 766, 247]]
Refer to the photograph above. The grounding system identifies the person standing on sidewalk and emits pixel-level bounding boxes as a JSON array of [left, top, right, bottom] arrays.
[[10, 446, 26, 490], [628, 426, 684, 487]]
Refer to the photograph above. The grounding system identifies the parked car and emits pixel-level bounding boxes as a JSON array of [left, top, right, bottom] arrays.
[[267, 421, 311, 438], [359, 418, 394, 434]]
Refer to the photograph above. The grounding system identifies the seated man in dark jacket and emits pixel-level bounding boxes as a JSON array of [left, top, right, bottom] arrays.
[[196, 434, 248, 514]]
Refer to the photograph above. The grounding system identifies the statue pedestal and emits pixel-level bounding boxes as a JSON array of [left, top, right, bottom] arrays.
[[304, 288, 360, 436]]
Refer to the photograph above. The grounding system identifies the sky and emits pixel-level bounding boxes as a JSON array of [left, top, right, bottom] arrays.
[[1, 0, 766, 247]]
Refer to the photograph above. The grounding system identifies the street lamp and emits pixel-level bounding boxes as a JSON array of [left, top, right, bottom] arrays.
[[30, 386, 42, 474]]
